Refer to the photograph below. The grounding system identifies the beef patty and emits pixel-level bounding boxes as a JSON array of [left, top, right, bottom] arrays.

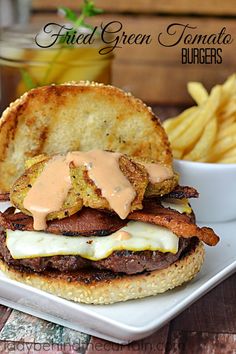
[[0, 230, 193, 275]]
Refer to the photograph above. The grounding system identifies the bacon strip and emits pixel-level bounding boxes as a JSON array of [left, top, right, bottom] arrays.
[[0, 208, 126, 236], [0, 212, 13, 230], [0, 193, 10, 201], [0, 200, 219, 246], [166, 185, 199, 199], [128, 200, 219, 246]]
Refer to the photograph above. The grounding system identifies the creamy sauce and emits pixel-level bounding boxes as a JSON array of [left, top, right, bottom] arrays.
[[144, 163, 173, 184], [22, 150, 173, 230], [23, 156, 71, 230], [114, 230, 131, 241], [23, 150, 137, 230], [67, 150, 136, 219]]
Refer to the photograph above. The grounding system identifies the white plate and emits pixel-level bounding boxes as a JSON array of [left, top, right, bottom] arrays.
[[0, 201, 235, 344]]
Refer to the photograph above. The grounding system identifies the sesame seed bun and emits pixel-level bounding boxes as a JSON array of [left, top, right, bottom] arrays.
[[0, 241, 204, 304]]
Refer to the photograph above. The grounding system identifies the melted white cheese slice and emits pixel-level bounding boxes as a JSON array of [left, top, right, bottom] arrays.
[[161, 198, 192, 214], [6, 221, 179, 260]]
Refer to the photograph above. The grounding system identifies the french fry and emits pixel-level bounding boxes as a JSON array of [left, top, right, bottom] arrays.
[[217, 146, 236, 160], [222, 73, 236, 94], [218, 103, 236, 122], [210, 135, 236, 159], [172, 149, 184, 160], [216, 123, 236, 141], [164, 74, 236, 164], [172, 85, 221, 151], [220, 97, 236, 118], [183, 117, 217, 161], [163, 106, 197, 135], [207, 150, 227, 163], [217, 156, 236, 163], [166, 107, 198, 144], [187, 82, 208, 105], [220, 116, 235, 130], [217, 74, 236, 116]]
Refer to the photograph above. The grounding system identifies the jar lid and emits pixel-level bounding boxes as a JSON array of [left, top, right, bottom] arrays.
[[0, 24, 40, 49]]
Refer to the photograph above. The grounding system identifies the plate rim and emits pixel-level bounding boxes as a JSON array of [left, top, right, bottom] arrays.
[[0, 256, 235, 336]]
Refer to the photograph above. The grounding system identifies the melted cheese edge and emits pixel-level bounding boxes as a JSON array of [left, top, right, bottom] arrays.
[[6, 221, 179, 261], [161, 199, 192, 214]]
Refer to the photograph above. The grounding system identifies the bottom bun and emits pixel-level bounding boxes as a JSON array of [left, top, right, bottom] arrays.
[[0, 241, 204, 304]]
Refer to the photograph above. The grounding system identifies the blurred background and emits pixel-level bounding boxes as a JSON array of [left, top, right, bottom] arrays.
[[0, 0, 236, 113]]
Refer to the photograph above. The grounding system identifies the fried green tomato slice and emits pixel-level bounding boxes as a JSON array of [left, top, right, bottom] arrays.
[[10, 158, 83, 220], [145, 173, 179, 198], [131, 157, 179, 197], [24, 154, 49, 169], [70, 155, 149, 214]]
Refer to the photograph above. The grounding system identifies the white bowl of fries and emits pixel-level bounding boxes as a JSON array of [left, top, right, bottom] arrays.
[[163, 74, 236, 222], [174, 159, 236, 223]]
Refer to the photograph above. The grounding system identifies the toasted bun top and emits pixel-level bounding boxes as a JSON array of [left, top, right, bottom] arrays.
[[0, 81, 172, 192]]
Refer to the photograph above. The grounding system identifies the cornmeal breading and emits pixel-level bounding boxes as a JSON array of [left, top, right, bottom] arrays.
[[10, 159, 83, 221], [70, 155, 149, 213]]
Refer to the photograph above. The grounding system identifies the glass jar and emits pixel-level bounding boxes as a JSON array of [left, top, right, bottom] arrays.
[[0, 23, 113, 113]]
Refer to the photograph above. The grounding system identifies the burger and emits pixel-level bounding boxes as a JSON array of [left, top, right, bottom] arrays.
[[0, 82, 219, 304]]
